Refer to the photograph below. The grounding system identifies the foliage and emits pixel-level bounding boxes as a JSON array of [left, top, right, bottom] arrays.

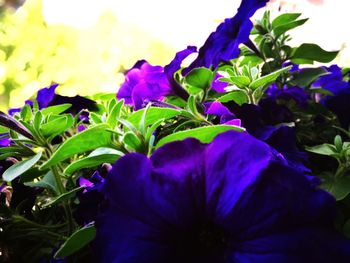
[[1, 2, 350, 262]]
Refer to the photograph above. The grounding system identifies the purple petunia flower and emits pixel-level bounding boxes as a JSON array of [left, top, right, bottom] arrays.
[[94, 131, 350, 262], [117, 47, 196, 109], [211, 73, 229, 93], [9, 84, 97, 115], [312, 65, 350, 128], [267, 84, 310, 108], [203, 101, 241, 125], [185, 0, 269, 73]]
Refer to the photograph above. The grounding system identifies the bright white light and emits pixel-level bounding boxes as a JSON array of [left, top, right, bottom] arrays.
[[42, 0, 350, 63]]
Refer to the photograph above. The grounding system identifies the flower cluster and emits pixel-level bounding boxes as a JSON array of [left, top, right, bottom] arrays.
[[1, 0, 350, 262]]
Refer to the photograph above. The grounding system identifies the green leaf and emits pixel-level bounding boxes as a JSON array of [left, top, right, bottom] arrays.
[[123, 132, 143, 151], [225, 76, 251, 88], [273, 19, 308, 37], [0, 126, 9, 133], [20, 104, 33, 121], [290, 67, 328, 87], [334, 135, 343, 152], [64, 147, 123, 175], [305, 143, 337, 156], [272, 13, 301, 28], [292, 43, 338, 63], [185, 67, 213, 90], [156, 125, 244, 148], [321, 175, 350, 201], [128, 107, 181, 127], [343, 219, 350, 238], [43, 187, 83, 207], [24, 171, 58, 194], [33, 111, 43, 132], [54, 224, 96, 258], [3, 151, 42, 182], [40, 115, 74, 138], [40, 124, 112, 170], [249, 66, 291, 90], [217, 91, 248, 105], [106, 99, 123, 128], [187, 95, 199, 116], [41, 104, 72, 116]]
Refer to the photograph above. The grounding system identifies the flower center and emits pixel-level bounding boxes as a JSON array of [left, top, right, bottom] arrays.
[[175, 221, 228, 261]]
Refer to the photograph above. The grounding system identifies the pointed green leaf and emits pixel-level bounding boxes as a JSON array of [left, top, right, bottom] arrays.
[[40, 124, 111, 170], [305, 143, 337, 156], [3, 151, 42, 182], [106, 100, 123, 128], [54, 224, 96, 258], [321, 175, 350, 201], [156, 125, 244, 148], [226, 76, 251, 88], [249, 66, 291, 90], [290, 67, 329, 87], [40, 115, 74, 137], [185, 67, 213, 90], [41, 104, 72, 116], [123, 132, 143, 151], [217, 91, 248, 105], [292, 43, 338, 63], [43, 187, 83, 207], [272, 13, 301, 28], [64, 147, 123, 175], [128, 107, 181, 127], [273, 19, 308, 37], [24, 171, 58, 194]]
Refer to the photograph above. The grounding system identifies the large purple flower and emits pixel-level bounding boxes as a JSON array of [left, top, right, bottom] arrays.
[[94, 131, 350, 262], [185, 0, 269, 72], [117, 47, 196, 109]]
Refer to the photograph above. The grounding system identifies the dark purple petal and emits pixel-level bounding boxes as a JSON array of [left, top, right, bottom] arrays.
[[312, 65, 350, 128], [266, 126, 311, 173], [230, 227, 350, 263], [185, 0, 268, 72], [164, 46, 196, 100], [75, 171, 105, 225], [0, 111, 34, 140], [323, 90, 350, 128], [267, 84, 310, 108], [47, 94, 97, 114], [36, 84, 58, 109]]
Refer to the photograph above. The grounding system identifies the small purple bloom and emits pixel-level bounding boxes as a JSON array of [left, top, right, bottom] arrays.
[[185, 0, 269, 72], [0, 135, 10, 147], [94, 131, 350, 262], [75, 171, 105, 225], [313, 65, 350, 128], [267, 84, 310, 107], [36, 83, 58, 109], [9, 84, 97, 116], [117, 47, 196, 109], [204, 101, 240, 125], [211, 73, 229, 93]]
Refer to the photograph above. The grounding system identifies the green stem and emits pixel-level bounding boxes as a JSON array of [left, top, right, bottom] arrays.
[[51, 165, 75, 234]]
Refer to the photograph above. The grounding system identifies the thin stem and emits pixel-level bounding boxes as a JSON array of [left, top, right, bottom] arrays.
[[51, 165, 75, 234]]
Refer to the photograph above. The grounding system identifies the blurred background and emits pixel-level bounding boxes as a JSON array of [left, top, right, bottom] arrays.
[[0, 0, 349, 110]]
